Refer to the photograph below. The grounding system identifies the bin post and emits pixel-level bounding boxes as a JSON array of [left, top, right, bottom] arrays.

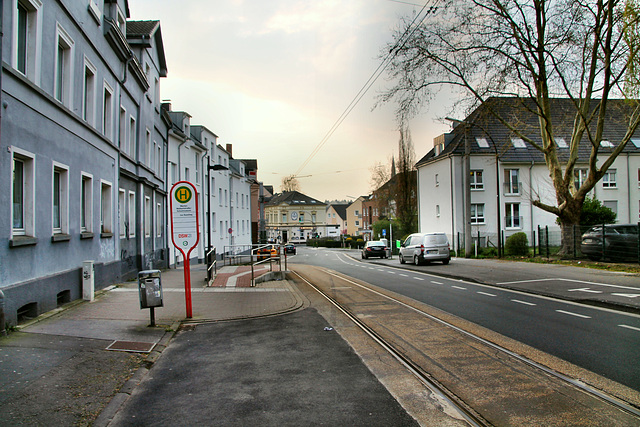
[[138, 270, 163, 327], [82, 261, 95, 302]]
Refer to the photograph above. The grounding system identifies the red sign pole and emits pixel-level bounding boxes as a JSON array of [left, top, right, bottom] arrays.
[[170, 181, 200, 319]]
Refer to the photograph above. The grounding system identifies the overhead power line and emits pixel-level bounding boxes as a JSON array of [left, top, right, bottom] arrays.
[[292, 0, 439, 178]]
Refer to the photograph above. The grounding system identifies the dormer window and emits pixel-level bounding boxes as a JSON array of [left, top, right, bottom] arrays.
[[600, 140, 615, 148], [555, 138, 567, 148]]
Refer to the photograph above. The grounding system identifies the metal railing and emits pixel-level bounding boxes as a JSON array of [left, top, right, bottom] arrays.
[[206, 247, 217, 283], [250, 244, 283, 286]]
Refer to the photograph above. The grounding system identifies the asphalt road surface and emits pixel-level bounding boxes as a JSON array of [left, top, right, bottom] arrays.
[[290, 247, 640, 392]]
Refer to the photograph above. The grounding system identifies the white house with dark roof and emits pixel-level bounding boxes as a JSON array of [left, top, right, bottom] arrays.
[[416, 97, 640, 251], [265, 191, 329, 242]]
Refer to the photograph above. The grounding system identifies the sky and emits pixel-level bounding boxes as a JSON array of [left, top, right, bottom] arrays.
[[129, 0, 451, 202]]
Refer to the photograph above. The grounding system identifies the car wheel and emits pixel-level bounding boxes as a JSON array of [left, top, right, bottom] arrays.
[[414, 255, 420, 266], [443, 258, 450, 265]]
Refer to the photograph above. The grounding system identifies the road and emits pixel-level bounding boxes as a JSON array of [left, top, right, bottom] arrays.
[[288, 246, 640, 392]]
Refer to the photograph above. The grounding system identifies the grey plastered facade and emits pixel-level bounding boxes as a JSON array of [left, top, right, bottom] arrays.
[[0, 0, 169, 326]]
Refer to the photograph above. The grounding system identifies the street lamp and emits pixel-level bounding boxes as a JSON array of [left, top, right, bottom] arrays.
[[206, 162, 229, 256]]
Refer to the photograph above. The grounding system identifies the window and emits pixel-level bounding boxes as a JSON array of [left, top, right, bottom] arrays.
[[218, 188, 222, 206], [282, 213, 287, 223], [470, 170, 484, 190], [144, 196, 151, 237], [212, 213, 217, 231], [219, 221, 223, 238], [355, 220, 359, 226], [435, 174, 439, 187], [83, 59, 96, 124], [129, 116, 136, 157], [119, 189, 126, 238], [574, 168, 588, 189], [156, 203, 162, 237], [100, 181, 112, 235], [145, 129, 151, 166], [81, 174, 93, 233], [603, 169, 617, 188], [54, 24, 74, 107], [476, 137, 489, 148], [156, 144, 162, 174], [312, 214, 316, 223], [224, 189, 228, 206], [471, 204, 485, 224], [355, 210, 359, 217], [504, 169, 520, 195], [103, 83, 114, 139], [169, 162, 177, 185], [14, 0, 42, 82], [195, 153, 200, 182], [12, 149, 35, 237], [600, 140, 615, 148], [511, 138, 526, 148], [603, 200, 618, 215], [505, 203, 521, 228], [119, 106, 126, 150], [128, 191, 136, 237], [555, 138, 568, 148], [436, 205, 440, 217], [116, 6, 126, 33], [52, 164, 69, 234]]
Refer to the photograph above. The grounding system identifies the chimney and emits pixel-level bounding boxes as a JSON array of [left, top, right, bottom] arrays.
[[226, 144, 233, 157]]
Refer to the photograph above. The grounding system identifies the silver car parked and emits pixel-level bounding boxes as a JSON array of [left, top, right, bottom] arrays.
[[399, 232, 451, 265]]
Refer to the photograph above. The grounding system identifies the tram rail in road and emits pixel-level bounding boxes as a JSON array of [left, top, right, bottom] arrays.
[[289, 264, 640, 426]]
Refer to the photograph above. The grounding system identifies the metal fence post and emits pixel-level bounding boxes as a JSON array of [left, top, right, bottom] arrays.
[[545, 226, 550, 258]]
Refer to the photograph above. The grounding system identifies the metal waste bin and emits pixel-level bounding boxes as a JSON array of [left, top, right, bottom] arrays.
[[138, 270, 163, 309]]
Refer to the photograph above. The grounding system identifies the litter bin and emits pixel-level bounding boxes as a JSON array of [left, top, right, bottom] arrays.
[[138, 270, 163, 326]]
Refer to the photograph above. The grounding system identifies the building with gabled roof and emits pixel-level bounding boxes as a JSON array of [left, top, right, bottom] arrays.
[[265, 191, 331, 242], [416, 97, 640, 252]]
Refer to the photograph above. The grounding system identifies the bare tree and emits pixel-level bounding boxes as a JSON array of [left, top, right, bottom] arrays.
[[396, 126, 418, 236], [382, 0, 640, 253], [281, 175, 300, 193]]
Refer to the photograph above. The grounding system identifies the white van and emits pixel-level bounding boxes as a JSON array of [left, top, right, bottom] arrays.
[[399, 232, 451, 265]]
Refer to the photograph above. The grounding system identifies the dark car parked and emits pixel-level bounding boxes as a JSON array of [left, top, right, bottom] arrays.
[[581, 224, 639, 261], [362, 241, 388, 259], [284, 244, 296, 255]]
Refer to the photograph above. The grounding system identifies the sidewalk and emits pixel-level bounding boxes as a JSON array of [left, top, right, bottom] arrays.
[[0, 263, 308, 426]]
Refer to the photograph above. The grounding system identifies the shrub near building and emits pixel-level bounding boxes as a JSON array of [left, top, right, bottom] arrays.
[[505, 232, 529, 256]]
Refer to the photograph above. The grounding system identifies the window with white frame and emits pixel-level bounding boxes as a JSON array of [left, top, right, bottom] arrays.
[[52, 163, 69, 234], [471, 204, 485, 224], [218, 188, 222, 206], [14, 0, 42, 82], [212, 212, 216, 231], [603, 200, 618, 215], [116, 6, 126, 33], [12, 150, 35, 237], [169, 162, 177, 185], [312, 213, 316, 223], [436, 205, 440, 217], [476, 137, 489, 148], [156, 202, 162, 237], [224, 189, 228, 206], [83, 59, 96, 125], [194, 153, 200, 183], [54, 24, 74, 107], [119, 106, 127, 150], [574, 168, 588, 189], [119, 189, 126, 238], [128, 116, 136, 157], [602, 169, 617, 188], [145, 129, 151, 166], [80, 174, 93, 233], [144, 196, 151, 237], [103, 82, 114, 139], [100, 181, 112, 234], [185, 167, 190, 182], [282, 213, 286, 223], [504, 169, 520, 195], [471, 170, 484, 190], [156, 144, 162, 174], [128, 191, 135, 238], [435, 173, 439, 186], [511, 138, 526, 148], [219, 221, 223, 237], [505, 203, 521, 228]]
